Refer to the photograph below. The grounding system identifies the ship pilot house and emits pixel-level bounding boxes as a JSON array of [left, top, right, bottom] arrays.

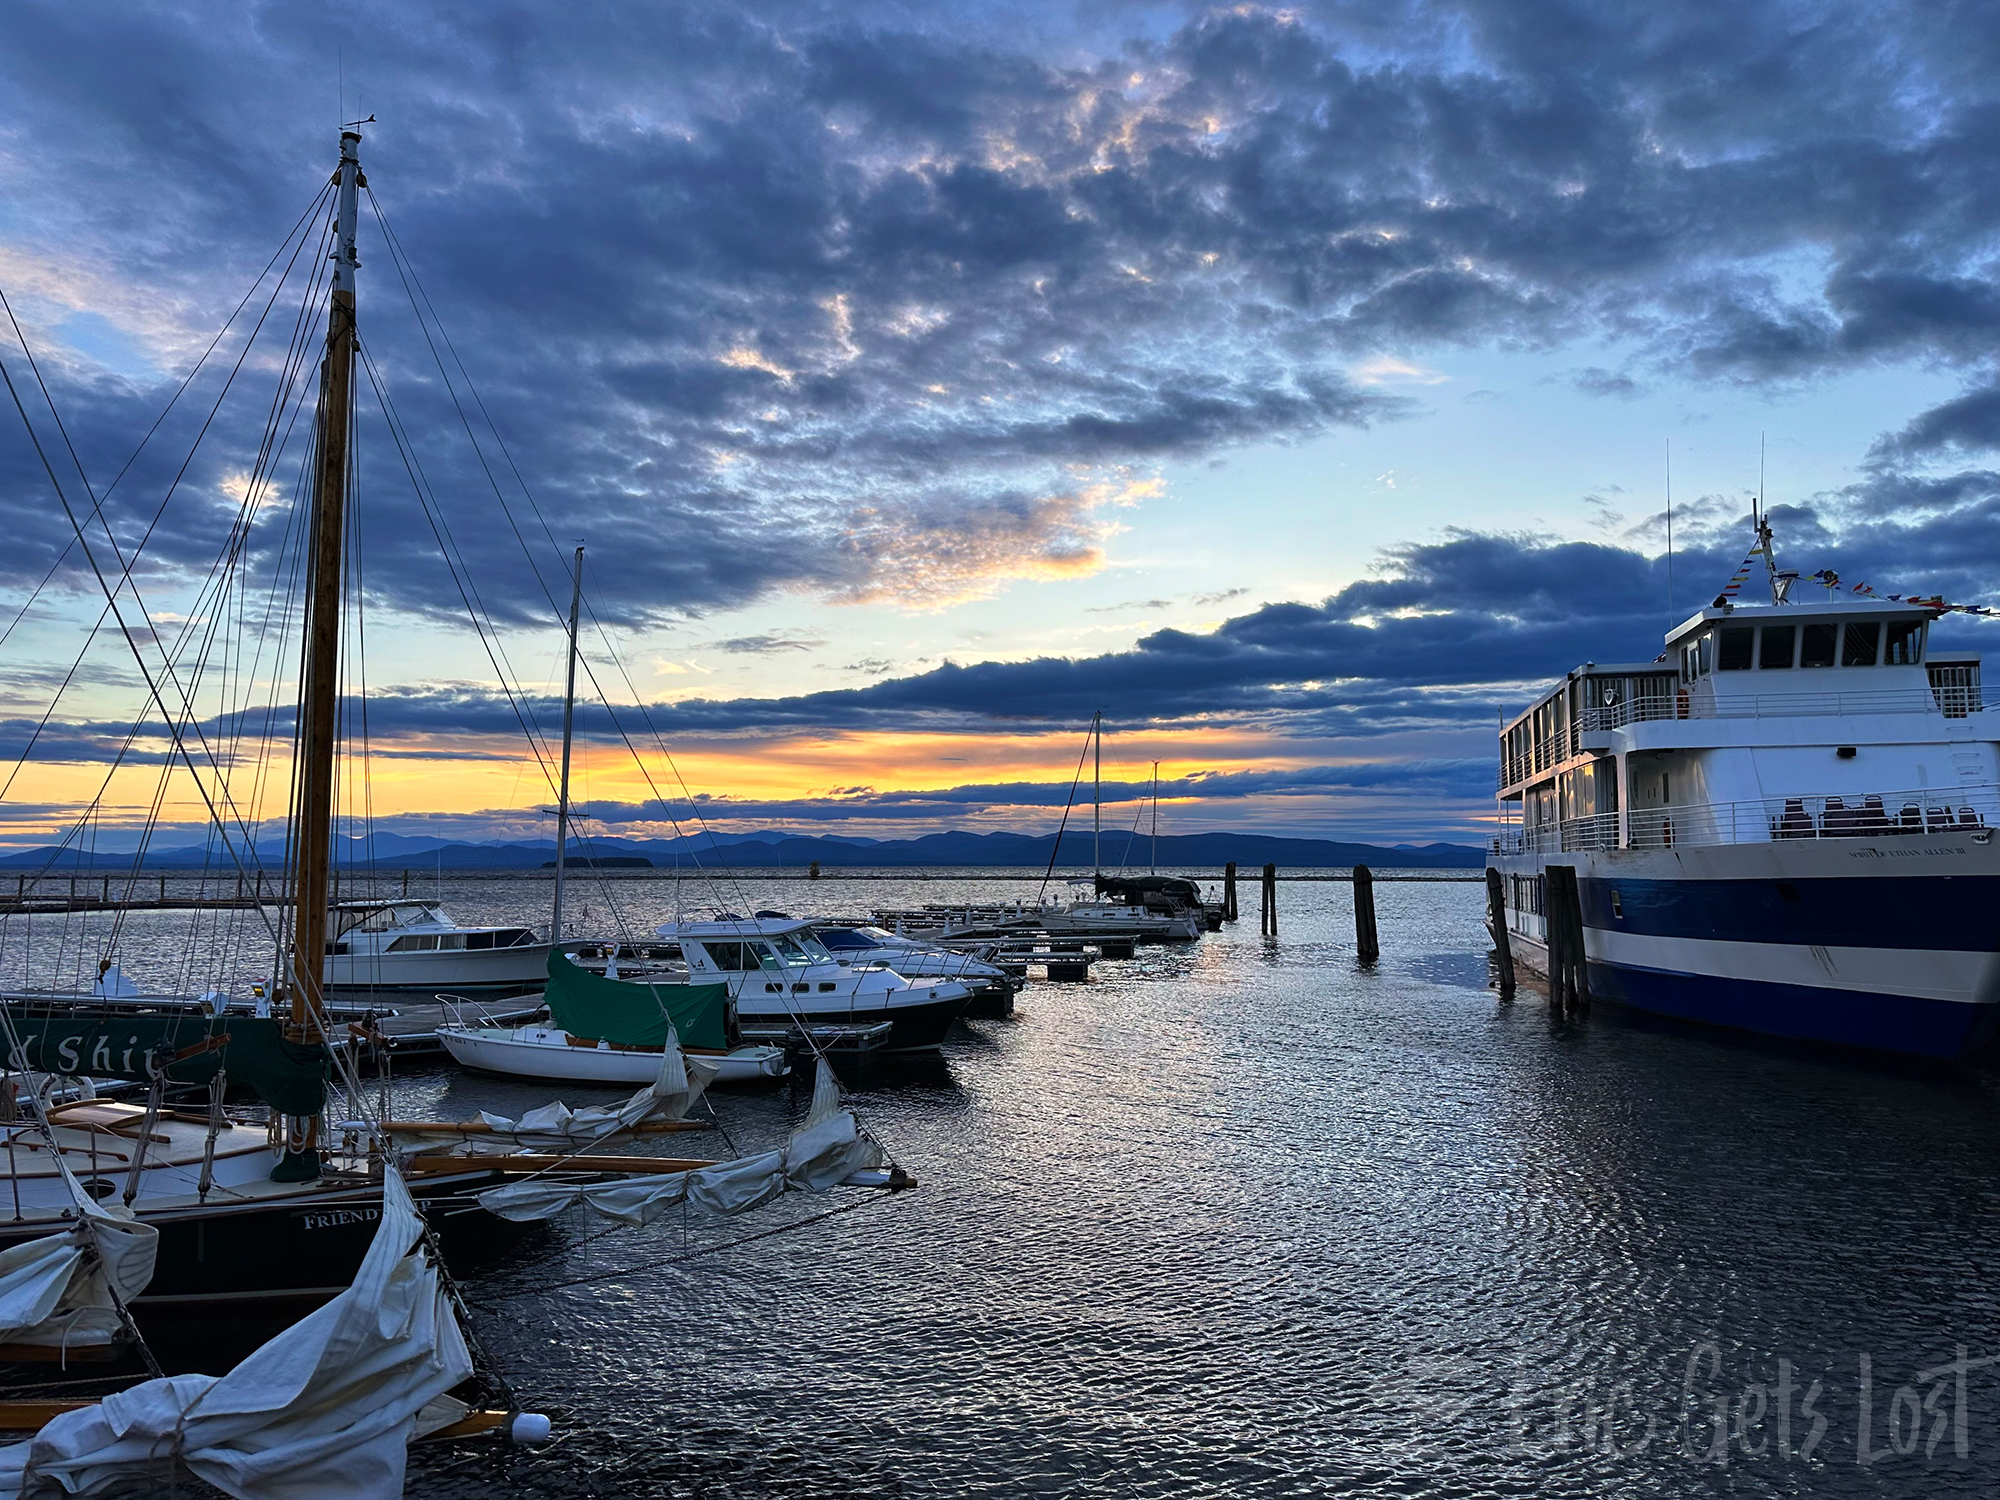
[[1496, 596, 1988, 857]]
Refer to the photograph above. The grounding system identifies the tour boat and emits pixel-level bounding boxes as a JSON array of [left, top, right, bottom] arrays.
[[1489, 513, 1999, 1060]]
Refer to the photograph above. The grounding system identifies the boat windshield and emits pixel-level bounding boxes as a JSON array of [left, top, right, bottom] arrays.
[[815, 928, 870, 951], [771, 933, 834, 964]]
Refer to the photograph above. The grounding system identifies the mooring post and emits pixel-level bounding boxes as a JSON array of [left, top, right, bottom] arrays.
[[1261, 863, 1278, 936], [1353, 864, 1380, 962], [1223, 862, 1238, 922], [1484, 868, 1516, 997], [1544, 865, 1589, 1016]]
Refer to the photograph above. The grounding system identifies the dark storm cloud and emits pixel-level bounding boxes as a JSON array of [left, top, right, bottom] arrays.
[[4, 0, 2000, 628], [13, 500, 1997, 772]]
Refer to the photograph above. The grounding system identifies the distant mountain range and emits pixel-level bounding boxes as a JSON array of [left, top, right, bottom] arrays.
[[0, 828, 1485, 871]]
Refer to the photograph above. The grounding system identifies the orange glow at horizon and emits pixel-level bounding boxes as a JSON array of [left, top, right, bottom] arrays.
[[0, 723, 1433, 835]]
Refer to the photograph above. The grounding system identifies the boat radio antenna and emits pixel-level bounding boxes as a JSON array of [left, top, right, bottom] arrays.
[[1664, 438, 1674, 628]]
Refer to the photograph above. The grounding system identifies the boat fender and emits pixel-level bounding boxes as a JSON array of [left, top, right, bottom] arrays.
[[507, 1411, 555, 1445]]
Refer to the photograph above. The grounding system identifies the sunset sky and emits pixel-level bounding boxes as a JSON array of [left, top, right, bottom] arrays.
[[3, 0, 1999, 853]]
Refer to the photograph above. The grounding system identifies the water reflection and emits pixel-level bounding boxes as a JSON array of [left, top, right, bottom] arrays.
[[12, 871, 2000, 1495]]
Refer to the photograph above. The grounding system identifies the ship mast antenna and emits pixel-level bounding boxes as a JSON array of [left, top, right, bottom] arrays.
[[1754, 432, 1786, 604]]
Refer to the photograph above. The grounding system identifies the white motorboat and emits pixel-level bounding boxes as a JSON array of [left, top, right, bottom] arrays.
[[655, 917, 972, 1052], [437, 1022, 787, 1084], [808, 922, 1018, 992], [323, 900, 551, 996]]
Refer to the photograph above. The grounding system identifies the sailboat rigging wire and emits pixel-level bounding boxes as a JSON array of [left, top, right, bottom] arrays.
[[0, 180, 335, 656], [357, 199, 859, 1055], [0, 355, 279, 943], [0, 209, 339, 910], [364, 190, 568, 616], [1035, 725, 1096, 906], [486, 1190, 898, 1300], [351, 342, 563, 796], [361, 198, 757, 919]]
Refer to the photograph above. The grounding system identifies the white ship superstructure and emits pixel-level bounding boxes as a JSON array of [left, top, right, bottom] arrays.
[[1490, 524, 2000, 1060]]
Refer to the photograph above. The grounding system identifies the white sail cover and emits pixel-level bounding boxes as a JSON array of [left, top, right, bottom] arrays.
[[0, 1169, 472, 1500], [479, 1057, 887, 1226], [0, 1196, 156, 1351], [395, 1029, 718, 1153]]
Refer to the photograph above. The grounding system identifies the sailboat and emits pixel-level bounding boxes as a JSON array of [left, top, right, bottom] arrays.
[[434, 546, 789, 1084], [872, 715, 1204, 943], [0, 127, 527, 1312]]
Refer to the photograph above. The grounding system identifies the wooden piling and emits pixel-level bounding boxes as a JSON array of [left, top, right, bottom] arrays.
[[1260, 862, 1278, 936], [1543, 865, 1589, 1016], [1352, 864, 1379, 962], [1484, 868, 1516, 997], [1222, 862, 1239, 922]]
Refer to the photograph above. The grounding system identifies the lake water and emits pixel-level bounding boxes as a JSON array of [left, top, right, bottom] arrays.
[[12, 869, 2000, 1496]]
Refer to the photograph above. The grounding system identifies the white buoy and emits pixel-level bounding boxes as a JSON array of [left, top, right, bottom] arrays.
[[510, 1412, 554, 1445]]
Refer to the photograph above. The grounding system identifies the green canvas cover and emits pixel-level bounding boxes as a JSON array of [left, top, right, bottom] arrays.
[[2, 1014, 329, 1115], [542, 949, 731, 1050]]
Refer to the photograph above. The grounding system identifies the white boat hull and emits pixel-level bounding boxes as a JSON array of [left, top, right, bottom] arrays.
[[437, 1024, 788, 1083], [324, 942, 555, 995]]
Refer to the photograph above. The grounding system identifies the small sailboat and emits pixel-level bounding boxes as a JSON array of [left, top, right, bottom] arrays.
[[435, 553, 787, 1084], [437, 951, 788, 1083]]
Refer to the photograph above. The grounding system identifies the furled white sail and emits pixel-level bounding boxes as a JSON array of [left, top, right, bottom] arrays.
[[479, 1058, 887, 1225], [0, 1195, 155, 1351], [392, 1029, 718, 1153], [0, 1168, 473, 1500]]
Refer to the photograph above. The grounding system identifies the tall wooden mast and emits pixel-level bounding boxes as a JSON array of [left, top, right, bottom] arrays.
[[282, 128, 362, 1179]]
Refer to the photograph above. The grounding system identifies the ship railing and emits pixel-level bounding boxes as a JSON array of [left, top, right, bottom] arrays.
[[1491, 784, 2000, 855], [1577, 687, 1979, 733], [1497, 688, 1985, 792]]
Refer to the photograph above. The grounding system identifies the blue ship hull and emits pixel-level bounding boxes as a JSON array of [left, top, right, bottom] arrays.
[[1490, 837, 2000, 1061], [1587, 959, 2000, 1060]]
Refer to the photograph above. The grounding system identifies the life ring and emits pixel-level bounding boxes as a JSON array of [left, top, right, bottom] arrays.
[[1675, 686, 1690, 720]]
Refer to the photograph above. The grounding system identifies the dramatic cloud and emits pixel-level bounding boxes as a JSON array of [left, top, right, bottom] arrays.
[[7, 0, 2000, 846], [3, 0, 1999, 629]]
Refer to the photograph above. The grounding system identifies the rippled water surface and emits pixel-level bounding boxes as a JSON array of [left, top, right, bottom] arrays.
[[18, 870, 2000, 1496]]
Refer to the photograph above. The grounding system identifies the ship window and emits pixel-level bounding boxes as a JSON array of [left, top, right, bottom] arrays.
[[1800, 623, 1838, 668], [1884, 618, 1925, 665], [1756, 625, 1794, 669], [386, 935, 439, 952], [1718, 627, 1754, 670], [703, 941, 759, 970], [1697, 635, 1712, 675], [1841, 621, 1881, 666]]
